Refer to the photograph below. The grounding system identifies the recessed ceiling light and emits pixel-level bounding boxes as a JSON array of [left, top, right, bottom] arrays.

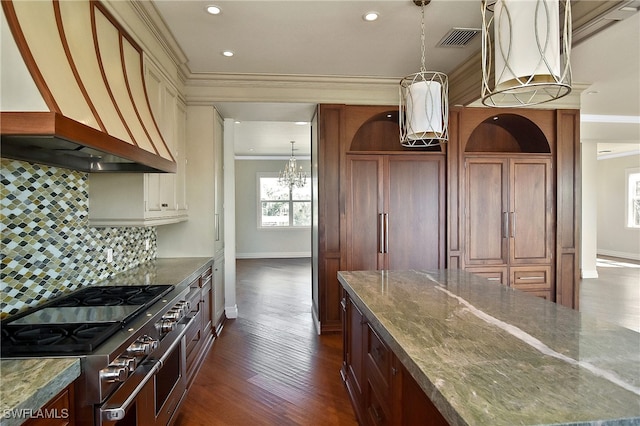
[[295, 121, 308, 125], [363, 11, 379, 22], [206, 5, 221, 15], [222, 50, 234, 57]]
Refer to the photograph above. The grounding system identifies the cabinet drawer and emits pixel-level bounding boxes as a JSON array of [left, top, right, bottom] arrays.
[[201, 266, 213, 284], [365, 378, 391, 426], [367, 325, 391, 396], [186, 286, 201, 315], [510, 266, 551, 290], [23, 386, 73, 426], [466, 267, 508, 285], [185, 309, 204, 380]]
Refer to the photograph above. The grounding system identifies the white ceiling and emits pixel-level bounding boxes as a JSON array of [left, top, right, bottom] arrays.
[[151, 0, 640, 158]]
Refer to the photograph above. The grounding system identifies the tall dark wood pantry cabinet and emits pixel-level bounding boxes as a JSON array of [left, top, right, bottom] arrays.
[[346, 155, 445, 271]]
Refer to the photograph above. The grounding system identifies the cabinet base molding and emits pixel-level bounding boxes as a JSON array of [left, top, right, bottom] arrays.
[[225, 304, 239, 319], [90, 213, 188, 227]]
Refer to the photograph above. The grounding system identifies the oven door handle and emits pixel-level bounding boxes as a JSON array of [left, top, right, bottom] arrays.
[[100, 315, 195, 422]]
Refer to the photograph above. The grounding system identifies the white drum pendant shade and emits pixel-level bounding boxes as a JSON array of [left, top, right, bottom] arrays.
[[400, 71, 448, 146], [495, 0, 560, 89], [482, 0, 572, 107], [406, 81, 443, 140]]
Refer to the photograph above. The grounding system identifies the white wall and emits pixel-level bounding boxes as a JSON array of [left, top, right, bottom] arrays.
[[581, 142, 599, 278], [596, 154, 640, 260], [235, 159, 311, 258]]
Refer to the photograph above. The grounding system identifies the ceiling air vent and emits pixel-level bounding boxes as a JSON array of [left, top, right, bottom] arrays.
[[437, 28, 481, 48]]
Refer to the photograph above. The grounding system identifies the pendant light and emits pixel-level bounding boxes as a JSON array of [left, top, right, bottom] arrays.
[[481, 0, 572, 107], [400, 0, 449, 147], [278, 141, 307, 188]]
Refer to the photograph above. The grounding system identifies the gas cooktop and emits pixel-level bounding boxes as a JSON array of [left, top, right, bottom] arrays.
[[1, 285, 173, 357]]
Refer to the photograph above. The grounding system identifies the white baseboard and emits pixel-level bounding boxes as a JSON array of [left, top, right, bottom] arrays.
[[581, 269, 599, 279], [236, 252, 311, 259], [312, 307, 321, 335], [225, 304, 238, 319], [597, 249, 640, 261]]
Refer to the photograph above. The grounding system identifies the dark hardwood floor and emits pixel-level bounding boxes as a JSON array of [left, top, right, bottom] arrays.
[[173, 258, 358, 426]]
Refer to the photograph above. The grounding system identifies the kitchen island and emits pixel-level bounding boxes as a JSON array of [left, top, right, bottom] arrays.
[[338, 269, 640, 426]]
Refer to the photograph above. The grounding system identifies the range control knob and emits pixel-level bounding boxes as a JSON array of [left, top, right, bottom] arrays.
[[126, 335, 158, 357], [126, 341, 151, 357], [111, 356, 136, 372], [177, 300, 190, 313], [163, 309, 182, 321], [139, 335, 158, 351], [160, 318, 177, 333], [100, 365, 128, 383]]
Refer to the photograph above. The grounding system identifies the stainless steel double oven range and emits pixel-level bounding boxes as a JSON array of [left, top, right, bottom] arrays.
[[1, 283, 197, 425]]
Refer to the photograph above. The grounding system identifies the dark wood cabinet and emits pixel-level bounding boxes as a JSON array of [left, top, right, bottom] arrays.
[[346, 154, 445, 271], [464, 156, 553, 298], [448, 107, 580, 308], [341, 293, 367, 423], [341, 291, 449, 426], [313, 105, 446, 333], [314, 105, 580, 335], [24, 385, 75, 426]]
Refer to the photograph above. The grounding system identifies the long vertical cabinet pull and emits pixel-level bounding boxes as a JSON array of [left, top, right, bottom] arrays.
[[378, 214, 390, 254], [502, 212, 509, 238], [384, 213, 389, 254], [215, 214, 220, 241], [379, 213, 385, 254], [510, 212, 516, 238]]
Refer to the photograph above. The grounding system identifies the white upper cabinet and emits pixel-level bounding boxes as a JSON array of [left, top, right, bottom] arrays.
[[88, 59, 188, 227]]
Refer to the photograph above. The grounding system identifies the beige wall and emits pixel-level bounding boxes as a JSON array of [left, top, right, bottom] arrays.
[[596, 154, 640, 260], [235, 159, 311, 258]]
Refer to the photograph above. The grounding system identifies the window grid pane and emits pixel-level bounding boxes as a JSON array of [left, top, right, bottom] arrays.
[[628, 172, 640, 228], [261, 201, 289, 227], [259, 175, 311, 228]]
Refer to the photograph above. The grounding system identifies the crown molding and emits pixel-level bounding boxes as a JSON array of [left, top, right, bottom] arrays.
[[184, 73, 400, 105]]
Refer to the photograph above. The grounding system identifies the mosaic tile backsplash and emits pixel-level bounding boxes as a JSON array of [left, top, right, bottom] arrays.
[[1, 159, 157, 318]]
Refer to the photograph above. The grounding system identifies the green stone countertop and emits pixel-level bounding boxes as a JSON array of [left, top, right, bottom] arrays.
[[338, 269, 640, 426], [98, 257, 214, 289], [0, 257, 213, 426], [0, 358, 80, 426]]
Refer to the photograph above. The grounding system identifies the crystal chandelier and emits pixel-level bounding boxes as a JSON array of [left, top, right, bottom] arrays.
[[278, 141, 307, 188], [481, 0, 572, 107], [399, 0, 449, 147]]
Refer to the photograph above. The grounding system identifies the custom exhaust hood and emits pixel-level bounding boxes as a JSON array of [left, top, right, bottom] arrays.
[[0, 0, 176, 173]]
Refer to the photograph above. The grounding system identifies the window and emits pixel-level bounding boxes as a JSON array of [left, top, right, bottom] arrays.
[[627, 168, 640, 228], [258, 174, 311, 228]]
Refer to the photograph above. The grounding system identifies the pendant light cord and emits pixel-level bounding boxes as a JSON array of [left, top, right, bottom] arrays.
[[420, 1, 426, 73]]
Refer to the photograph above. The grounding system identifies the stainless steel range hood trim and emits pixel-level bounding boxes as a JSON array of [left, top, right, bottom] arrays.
[[1, 112, 177, 173]]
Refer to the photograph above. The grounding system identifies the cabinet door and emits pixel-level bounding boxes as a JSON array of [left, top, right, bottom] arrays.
[[159, 84, 177, 211], [213, 110, 225, 256], [386, 156, 445, 270], [464, 158, 509, 266], [344, 296, 367, 423], [213, 258, 225, 333], [175, 100, 188, 212], [346, 156, 384, 270], [509, 158, 553, 265]]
